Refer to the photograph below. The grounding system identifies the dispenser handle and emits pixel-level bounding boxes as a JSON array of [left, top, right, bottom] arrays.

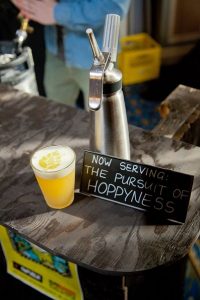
[[102, 14, 120, 63], [86, 14, 120, 110], [86, 28, 104, 110]]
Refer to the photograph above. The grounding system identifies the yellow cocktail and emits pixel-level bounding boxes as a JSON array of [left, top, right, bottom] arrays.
[[31, 145, 76, 209]]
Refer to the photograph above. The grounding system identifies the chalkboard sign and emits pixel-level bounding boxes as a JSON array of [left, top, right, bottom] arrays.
[[80, 151, 194, 224]]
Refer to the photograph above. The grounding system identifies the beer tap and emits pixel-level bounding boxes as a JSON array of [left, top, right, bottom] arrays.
[[14, 16, 33, 54]]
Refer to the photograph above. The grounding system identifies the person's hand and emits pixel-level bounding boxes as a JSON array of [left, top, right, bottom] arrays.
[[12, 0, 56, 25], [11, 0, 24, 11]]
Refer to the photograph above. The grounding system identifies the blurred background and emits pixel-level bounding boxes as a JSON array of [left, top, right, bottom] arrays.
[[120, 0, 200, 130]]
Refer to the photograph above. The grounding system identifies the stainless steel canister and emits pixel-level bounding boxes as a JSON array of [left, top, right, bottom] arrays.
[[0, 41, 38, 95]]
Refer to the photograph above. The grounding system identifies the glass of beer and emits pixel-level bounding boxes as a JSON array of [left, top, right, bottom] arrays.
[[30, 145, 76, 209]]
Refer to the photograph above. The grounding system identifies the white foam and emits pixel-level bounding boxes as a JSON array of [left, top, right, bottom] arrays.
[[31, 145, 75, 179]]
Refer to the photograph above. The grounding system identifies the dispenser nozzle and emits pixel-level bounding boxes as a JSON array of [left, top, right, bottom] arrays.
[[86, 28, 105, 65]]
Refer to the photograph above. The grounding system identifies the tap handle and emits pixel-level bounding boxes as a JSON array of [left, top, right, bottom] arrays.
[[102, 14, 120, 63], [15, 15, 33, 54]]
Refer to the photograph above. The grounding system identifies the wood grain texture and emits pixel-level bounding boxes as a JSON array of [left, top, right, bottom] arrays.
[[0, 84, 200, 274], [153, 84, 200, 146]]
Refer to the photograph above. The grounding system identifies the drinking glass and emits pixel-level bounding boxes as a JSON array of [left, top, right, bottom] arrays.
[[30, 145, 76, 209]]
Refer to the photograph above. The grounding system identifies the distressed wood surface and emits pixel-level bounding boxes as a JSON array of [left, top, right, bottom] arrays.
[[153, 84, 200, 146], [0, 85, 200, 274]]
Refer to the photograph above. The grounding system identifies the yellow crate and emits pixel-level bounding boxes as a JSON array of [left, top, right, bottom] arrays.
[[118, 33, 162, 85]]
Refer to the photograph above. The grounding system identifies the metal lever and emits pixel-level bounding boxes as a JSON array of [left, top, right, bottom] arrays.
[[88, 64, 104, 111], [86, 29, 104, 65], [86, 29, 110, 110], [87, 52, 110, 111]]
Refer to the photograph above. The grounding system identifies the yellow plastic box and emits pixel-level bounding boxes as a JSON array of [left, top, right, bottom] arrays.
[[118, 33, 162, 85]]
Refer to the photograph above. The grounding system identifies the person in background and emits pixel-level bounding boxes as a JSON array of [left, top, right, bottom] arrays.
[[11, 0, 131, 109]]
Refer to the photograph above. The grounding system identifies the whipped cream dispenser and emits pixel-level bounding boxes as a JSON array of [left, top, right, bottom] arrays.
[[86, 14, 130, 160]]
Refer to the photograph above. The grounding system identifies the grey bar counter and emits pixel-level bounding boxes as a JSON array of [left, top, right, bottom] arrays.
[[0, 84, 200, 299]]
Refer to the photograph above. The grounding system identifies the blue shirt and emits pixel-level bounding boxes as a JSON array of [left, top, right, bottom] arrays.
[[45, 0, 130, 69]]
